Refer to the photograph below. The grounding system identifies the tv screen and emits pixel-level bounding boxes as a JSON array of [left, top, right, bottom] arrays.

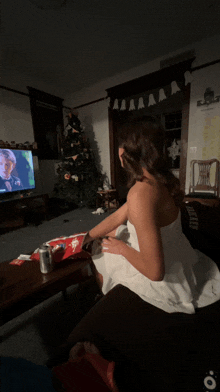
[[0, 149, 35, 194]]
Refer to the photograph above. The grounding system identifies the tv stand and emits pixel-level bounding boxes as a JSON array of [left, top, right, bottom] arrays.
[[0, 194, 49, 234]]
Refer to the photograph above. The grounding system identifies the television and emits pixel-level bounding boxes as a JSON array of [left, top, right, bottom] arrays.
[[0, 149, 36, 197]]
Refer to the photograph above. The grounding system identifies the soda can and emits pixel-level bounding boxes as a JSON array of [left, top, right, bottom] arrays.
[[39, 243, 54, 274]]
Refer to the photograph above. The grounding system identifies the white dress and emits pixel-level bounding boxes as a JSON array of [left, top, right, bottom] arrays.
[[92, 211, 220, 314]]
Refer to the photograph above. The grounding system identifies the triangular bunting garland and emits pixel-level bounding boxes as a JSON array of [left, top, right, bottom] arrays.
[[148, 94, 156, 106], [184, 71, 193, 85], [171, 81, 180, 94], [113, 99, 119, 110], [111, 70, 191, 110], [121, 99, 126, 110], [159, 89, 166, 102], [138, 97, 145, 109], [129, 99, 135, 111], [106, 97, 111, 107]]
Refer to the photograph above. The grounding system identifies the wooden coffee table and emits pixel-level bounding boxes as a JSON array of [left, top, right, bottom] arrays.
[[0, 257, 93, 327]]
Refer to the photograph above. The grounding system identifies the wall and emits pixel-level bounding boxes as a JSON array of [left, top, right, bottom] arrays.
[[0, 89, 34, 143], [64, 34, 220, 193], [186, 63, 220, 192], [76, 101, 110, 182]]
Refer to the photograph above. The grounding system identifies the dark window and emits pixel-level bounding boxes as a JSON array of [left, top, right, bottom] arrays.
[[27, 87, 64, 160], [163, 111, 182, 169]]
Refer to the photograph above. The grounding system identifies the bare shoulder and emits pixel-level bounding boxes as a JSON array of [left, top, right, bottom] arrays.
[[127, 181, 160, 223], [127, 180, 179, 227], [127, 181, 160, 205]]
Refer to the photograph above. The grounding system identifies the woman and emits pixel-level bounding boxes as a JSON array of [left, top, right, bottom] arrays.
[[48, 116, 220, 390], [85, 115, 220, 314]]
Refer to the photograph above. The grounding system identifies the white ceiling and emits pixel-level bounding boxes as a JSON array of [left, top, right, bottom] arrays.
[[1, 0, 220, 99]]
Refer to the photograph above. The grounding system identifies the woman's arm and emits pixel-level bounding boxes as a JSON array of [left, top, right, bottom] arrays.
[[85, 202, 128, 243], [102, 183, 165, 281]]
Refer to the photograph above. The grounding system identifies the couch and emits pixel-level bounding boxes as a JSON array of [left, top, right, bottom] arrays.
[[52, 201, 220, 392]]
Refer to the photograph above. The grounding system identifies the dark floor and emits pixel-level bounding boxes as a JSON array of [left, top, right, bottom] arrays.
[[0, 274, 102, 366]]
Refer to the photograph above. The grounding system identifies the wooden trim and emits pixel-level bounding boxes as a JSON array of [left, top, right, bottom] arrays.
[[191, 59, 220, 73], [106, 58, 195, 100], [72, 96, 108, 109], [0, 84, 29, 97], [179, 84, 191, 193], [27, 86, 63, 106], [0, 84, 71, 110]]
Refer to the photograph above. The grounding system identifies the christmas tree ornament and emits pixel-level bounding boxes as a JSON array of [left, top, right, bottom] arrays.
[[64, 173, 71, 180], [71, 142, 79, 148], [171, 81, 180, 94], [64, 125, 71, 138]]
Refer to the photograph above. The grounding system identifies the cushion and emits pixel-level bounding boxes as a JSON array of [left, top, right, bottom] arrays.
[[52, 354, 116, 392]]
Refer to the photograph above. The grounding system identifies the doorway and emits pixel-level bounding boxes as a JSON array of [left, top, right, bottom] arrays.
[[108, 84, 190, 201]]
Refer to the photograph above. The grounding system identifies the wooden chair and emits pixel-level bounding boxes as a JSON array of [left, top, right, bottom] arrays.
[[184, 159, 220, 207]]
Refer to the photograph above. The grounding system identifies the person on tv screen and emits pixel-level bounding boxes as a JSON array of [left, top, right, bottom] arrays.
[[0, 149, 23, 192]]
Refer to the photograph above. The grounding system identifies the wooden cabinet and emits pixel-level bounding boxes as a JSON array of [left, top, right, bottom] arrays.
[[0, 194, 49, 234]]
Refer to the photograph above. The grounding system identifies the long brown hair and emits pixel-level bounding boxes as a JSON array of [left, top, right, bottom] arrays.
[[118, 115, 184, 206]]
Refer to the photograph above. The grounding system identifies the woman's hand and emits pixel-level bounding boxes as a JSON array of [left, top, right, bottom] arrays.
[[83, 232, 93, 245], [102, 236, 127, 255]]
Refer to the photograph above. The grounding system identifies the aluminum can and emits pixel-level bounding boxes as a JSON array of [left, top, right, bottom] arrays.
[[39, 243, 54, 274]]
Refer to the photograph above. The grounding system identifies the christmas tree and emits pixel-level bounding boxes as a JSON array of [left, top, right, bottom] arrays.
[[53, 111, 103, 208]]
